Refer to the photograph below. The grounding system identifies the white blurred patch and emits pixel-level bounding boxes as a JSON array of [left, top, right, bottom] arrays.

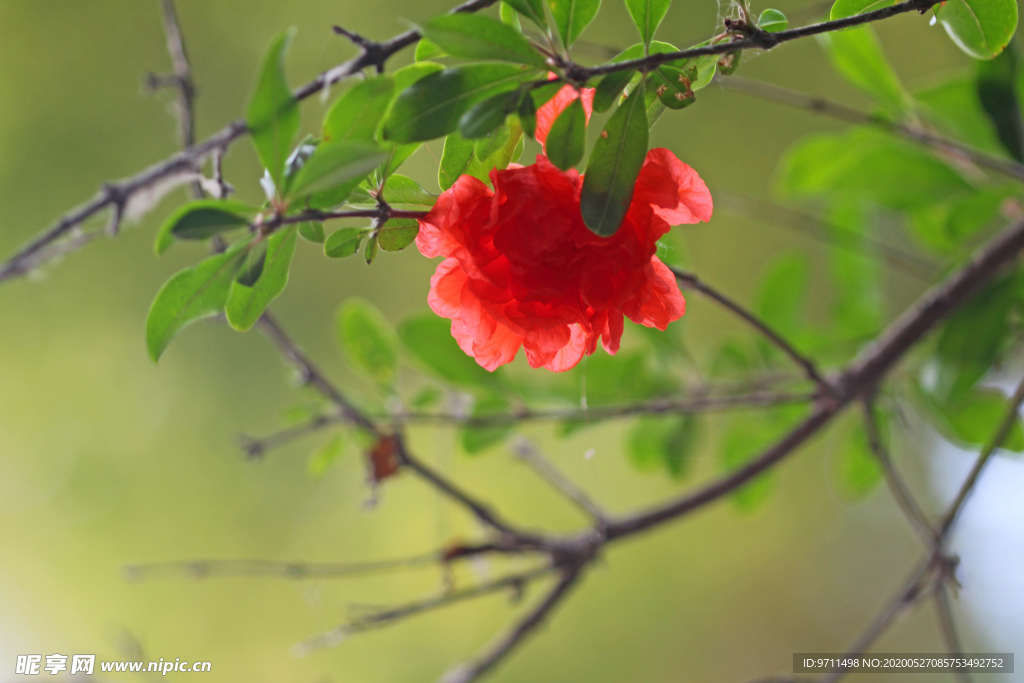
[[122, 168, 201, 224]]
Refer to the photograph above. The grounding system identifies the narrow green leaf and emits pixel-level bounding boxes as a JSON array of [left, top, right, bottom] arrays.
[[551, 0, 602, 47], [820, 26, 912, 118], [440, 132, 477, 190], [627, 416, 700, 478], [364, 233, 379, 264], [593, 70, 634, 112], [545, 97, 586, 169], [337, 297, 400, 388], [439, 121, 525, 189], [518, 94, 538, 137], [977, 47, 1024, 161], [384, 64, 534, 143], [420, 14, 548, 69], [837, 422, 884, 498], [225, 228, 297, 332], [755, 253, 809, 340], [720, 420, 775, 511], [155, 200, 254, 255], [308, 434, 346, 478], [398, 313, 503, 388], [460, 396, 512, 454], [756, 8, 788, 32], [625, 0, 671, 45], [324, 227, 368, 258], [779, 129, 972, 209], [288, 140, 386, 198], [580, 82, 649, 236], [503, 0, 547, 28], [415, 38, 446, 62], [936, 0, 1017, 60], [475, 123, 511, 161], [920, 385, 1024, 452], [459, 89, 521, 139], [830, 0, 894, 20], [146, 243, 247, 362], [246, 28, 300, 189], [323, 77, 395, 143], [381, 174, 436, 207], [500, 1, 523, 29], [377, 219, 419, 252], [235, 240, 268, 287], [298, 221, 325, 243]]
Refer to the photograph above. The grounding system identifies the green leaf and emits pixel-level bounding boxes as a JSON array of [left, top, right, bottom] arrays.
[[916, 75, 1005, 154], [420, 14, 548, 69], [308, 434, 346, 478], [246, 28, 300, 189], [475, 123, 512, 160], [398, 313, 503, 389], [459, 89, 521, 139], [381, 174, 436, 207], [415, 38, 446, 62], [323, 76, 395, 143], [460, 396, 513, 454], [819, 26, 912, 118], [580, 82, 649, 236], [324, 227, 368, 258], [225, 228, 297, 332], [155, 199, 254, 255], [932, 274, 1019, 401], [720, 420, 775, 511], [755, 252, 809, 340], [364, 232, 379, 264], [439, 120, 525, 189], [298, 221, 325, 243], [593, 70, 634, 112], [551, 0, 602, 47], [830, 0, 894, 20], [625, 0, 671, 45], [757, 8, 788, 32], [651, 65, 696, 109], [921, 385, 1024, 453], [778, 129, 972, 209], [545, 97, 586, 169], [836, 421, 883, 498], [909, 185, 1018, 252], [337, 298, 400, 388], [503, 0, 547, 28], [384, 64, 534, 143], [627, 416, 700, 478], [288, 140, 387, 198], [936, 0, 1018, 60], [977, 46, 1024, 161], [518, 93, 538, 137], [234, 239, 268, 287], [376, 219, 419, 252], [146, 242, 247, 362]]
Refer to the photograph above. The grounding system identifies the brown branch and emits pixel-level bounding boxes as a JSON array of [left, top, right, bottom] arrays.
[[510, 438, 606, 522], [122, 552, 442, 581], [441, 569, 583, 683], [670, 266, 832, 394], [294, 566, 553, 655], [0, 0, 500, 285], [861, 398, 937, 547], [572, 0, 942, 79], [716, 76, 1024, 184], [933, 586, 974, 683]]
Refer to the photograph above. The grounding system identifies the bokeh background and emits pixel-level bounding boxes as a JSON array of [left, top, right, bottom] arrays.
[[0, 1, 1021, 681]]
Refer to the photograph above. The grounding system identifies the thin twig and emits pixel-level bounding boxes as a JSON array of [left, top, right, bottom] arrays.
[[716, 193, 941, 282], [939, 372, 1024, 536], [670, 266, 832, 394], [716, 76, 1024, 184], [510, 438, 606, 522], [441, 569, 582, 683], [861, 398, 937, 547], [933, 585, 974, 683], [123, 553, 441, 581], [294, 566, 552, 655], [573, 0, 942, 79]]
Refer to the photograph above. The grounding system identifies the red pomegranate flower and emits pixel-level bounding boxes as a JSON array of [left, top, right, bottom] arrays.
[[414, 84, 712, 372]]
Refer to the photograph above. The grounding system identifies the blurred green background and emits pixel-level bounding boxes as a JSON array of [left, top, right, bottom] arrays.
[[0, 1, 1006, 682]]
